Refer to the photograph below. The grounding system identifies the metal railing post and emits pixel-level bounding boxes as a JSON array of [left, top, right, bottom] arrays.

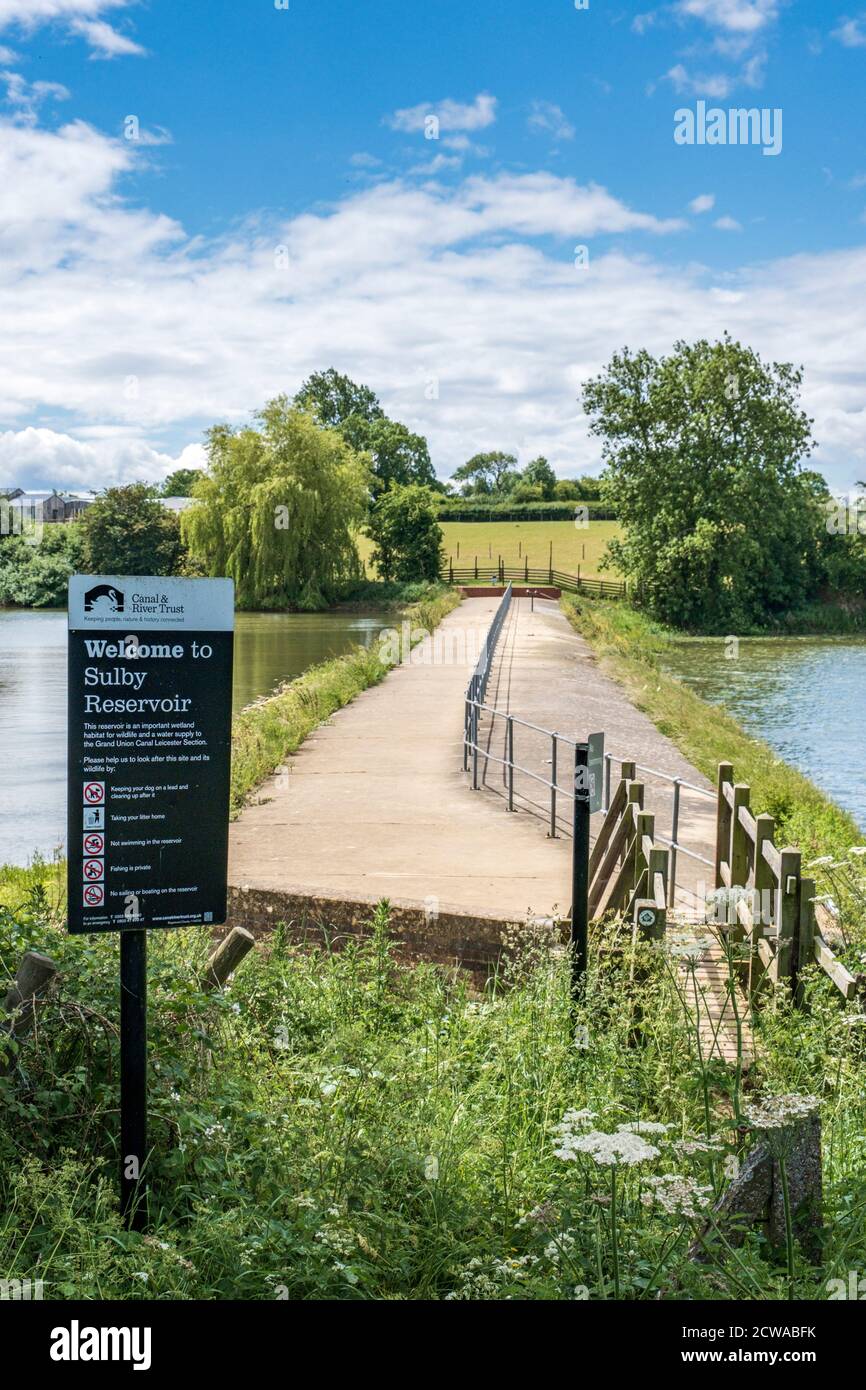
[[550, 733, 558, 837], [669, 778, 681, 908], [507, 717, 515, 810]]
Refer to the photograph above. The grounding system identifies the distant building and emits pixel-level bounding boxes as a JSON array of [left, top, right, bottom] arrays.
[[0, 488, 94, 523], [160, 496, 198, 515]]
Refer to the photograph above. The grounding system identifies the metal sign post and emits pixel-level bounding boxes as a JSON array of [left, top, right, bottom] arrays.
[[120, 929, 147, 1229], [571, 733, 604, 997], [67, 576, 234, 1228]]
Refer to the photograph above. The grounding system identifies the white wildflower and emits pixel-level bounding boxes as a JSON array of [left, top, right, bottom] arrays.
[[556, 1128, 660, 1167], [641, 1174, 713, 1220], [673, 1138, 724, 1156], [616, 1121, 673, 1135], [745, 1094, 820, 1131]]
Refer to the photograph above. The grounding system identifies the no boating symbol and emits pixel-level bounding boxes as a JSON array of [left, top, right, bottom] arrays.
[[83, 832, 105, 856], [83, 883, 104, 908], [83, 781, 105, 806], [83, 858, 105, 882]]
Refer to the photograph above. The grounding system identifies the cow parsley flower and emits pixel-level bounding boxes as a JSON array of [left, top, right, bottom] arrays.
[[745, 1094, 820, 1131], [641, 1174, 713, 1220], [556, 1128, 660, 1167]]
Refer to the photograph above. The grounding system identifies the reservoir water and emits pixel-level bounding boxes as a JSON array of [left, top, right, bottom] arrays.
[[659, 635, 866, 831], [0, 607, 391, 865]]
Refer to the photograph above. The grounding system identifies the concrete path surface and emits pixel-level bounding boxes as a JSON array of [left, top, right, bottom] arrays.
[[475, 595, 718, 914], [229, 596, 574, 923]]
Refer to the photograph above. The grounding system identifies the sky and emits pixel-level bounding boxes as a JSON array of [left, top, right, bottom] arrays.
[[1, 0, 866, 492]]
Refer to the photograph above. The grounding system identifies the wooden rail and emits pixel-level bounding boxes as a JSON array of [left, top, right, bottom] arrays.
[[588, 763, 669, 941], [714, 762, 858, 1003]]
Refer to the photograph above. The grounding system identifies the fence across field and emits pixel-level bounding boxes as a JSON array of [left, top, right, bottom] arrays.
[[444, 561, 626, 598]]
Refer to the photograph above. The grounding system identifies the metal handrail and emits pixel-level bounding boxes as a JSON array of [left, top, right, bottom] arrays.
[[462, 602, 716, 906]]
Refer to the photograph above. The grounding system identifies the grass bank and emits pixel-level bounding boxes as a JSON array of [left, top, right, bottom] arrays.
[[561, 595, 861, 859], [2, 895, 863, 1300], [231, 582, 458, 815]]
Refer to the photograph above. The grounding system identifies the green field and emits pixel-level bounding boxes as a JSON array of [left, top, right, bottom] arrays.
[[358, 519, 622, 578]]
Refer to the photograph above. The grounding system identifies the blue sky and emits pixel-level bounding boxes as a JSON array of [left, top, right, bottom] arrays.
[[1, 0, 866, 490]]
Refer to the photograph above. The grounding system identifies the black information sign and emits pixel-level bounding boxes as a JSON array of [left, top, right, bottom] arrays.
[[67, 576, 235, 934]]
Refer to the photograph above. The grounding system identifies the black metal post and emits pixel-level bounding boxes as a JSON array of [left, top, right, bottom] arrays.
[[120, 929, 147, 1230], [571, 743, 590, 997]]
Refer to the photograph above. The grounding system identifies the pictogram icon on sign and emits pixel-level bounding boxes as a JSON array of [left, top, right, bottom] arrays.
[[83, 858, 105, 882], [83, 781, 106, 806], [83, 883, 105, 907], [83, 806, 105, 830], [83, 832, 105, 856]]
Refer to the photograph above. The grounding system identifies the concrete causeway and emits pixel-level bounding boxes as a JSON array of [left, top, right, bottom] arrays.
[[228, 595, 573, 923], [228, 594, 716, 922], [228, 592, 746, 1061]]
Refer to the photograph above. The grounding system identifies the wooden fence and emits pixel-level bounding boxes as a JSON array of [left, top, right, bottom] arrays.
[[588, 763, 669, 941], [713, 762, 858, 1003], [444, 560, 626, 598]]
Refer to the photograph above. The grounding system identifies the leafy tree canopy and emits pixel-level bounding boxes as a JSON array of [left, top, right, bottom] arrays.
[[452, 451, 518, 496], [183, 396, 368, 609], [294, 368, 384, 430], [583, 336, 818, 631], [160, 467, 203, 497], [81, 484, 184, 578], [366, 484, 443, 584], [522, 456, 557, 500], [343, 415, 437, 498]]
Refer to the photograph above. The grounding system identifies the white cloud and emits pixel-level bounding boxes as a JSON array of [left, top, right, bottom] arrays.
[[714, 215, 743, 230], [0, 0, 131, 26], [833, 16, 866, 48], [0, 427, 205, 490], [0, 2, 144, 60], [527, 101, 575, 141], [387, 92, 497, 134], [664, 63, 733, 97], [2, 70, 69, 124], [2, 114, 866, 491], [689, 193, 716, 213], [70, 17, 145, 58], [674, 0, 780, 35]]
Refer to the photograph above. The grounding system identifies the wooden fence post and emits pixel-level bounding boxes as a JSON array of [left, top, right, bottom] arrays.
[[200, 927, 255, 992], [749, 813, 776, 995], [2, 950, 58, 1075], [714, 762, 734, 888], [796, 877, 817, 1006], [776, 849, 802, 988]]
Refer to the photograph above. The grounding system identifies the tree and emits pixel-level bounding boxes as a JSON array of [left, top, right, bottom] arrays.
[[451, 451, 518, 496], [0, 524, 83, 607], [161, 467, 203, 497], [81, 484, 184, 577], [582, 337, 818, 631], [366, 484, 443, 583], [342, 416, 437, 498], [183, 397, 368, 609], [522, 456, 557, 500], [294, 368, 384, 430]]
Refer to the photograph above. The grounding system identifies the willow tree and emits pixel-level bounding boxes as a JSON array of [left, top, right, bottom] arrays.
[[183, 397, 369, 609]]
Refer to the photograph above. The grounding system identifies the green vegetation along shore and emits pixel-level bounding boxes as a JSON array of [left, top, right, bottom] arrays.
[[562, 595, 861, 860]]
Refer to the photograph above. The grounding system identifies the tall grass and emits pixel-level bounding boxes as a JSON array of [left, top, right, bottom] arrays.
[[1, 892, 864, 1300]]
